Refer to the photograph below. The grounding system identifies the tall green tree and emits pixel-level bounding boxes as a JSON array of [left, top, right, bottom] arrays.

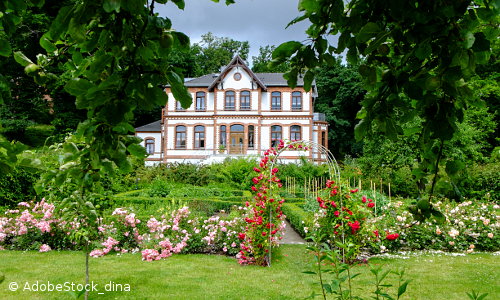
[[251, 45, 289, 73], [314, 60, 365, 158], [192, 32, 250, 74], [274, 0, 500, 208]]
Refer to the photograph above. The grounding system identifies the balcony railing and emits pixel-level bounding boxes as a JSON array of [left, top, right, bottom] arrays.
[[313, 112, 326, 121]]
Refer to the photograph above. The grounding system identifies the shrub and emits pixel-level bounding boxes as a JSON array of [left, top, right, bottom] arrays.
[[281, 203, 310, 237], [24, 125, 55, 148], [0, 168, 39, 208]]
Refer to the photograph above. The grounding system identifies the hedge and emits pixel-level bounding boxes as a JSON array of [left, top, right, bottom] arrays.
[[282, 203, 310, 238], [24, 125, 55, 148]]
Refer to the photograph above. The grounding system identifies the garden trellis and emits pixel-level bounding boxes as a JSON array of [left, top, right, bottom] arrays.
[[266, 140, 342, 267]]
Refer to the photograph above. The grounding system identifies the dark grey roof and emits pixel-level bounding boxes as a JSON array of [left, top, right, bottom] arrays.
[[256, 73, 314, 87], [184, 73, 219, 87], [135, 120, 161, 132]]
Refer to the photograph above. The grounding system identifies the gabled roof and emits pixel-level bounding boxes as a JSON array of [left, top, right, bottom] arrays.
[[135, 120, 161, 132], [207, 55, 267, 92]]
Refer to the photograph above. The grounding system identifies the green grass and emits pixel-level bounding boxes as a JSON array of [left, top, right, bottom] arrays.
[[1, 246, 499, 299]]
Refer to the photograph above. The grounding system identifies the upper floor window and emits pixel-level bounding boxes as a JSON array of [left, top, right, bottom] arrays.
[[271, 125, 282, 148], [241, 91, 250, 110], [292, 92, 302, 111], [248, 125, 254, 149], [176, 101, 185, 111], [176, 126, 186, 149], [290, 125, 301, 141], [322, 131, 326, 147], [234, 73, 242, 81], [145, 139, 154, 154], [194, 125, 205, 149], [196, 92, 206, 111], [225, 91, 235, 110], [271, 92, 281, 110]]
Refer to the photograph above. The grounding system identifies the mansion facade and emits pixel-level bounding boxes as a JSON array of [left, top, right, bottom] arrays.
[[135, 56, 328, 165]]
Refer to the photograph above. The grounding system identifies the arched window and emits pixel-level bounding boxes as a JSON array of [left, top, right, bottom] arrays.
[[271, 92, 281, 110], [292, 91, 302, 110], [196, 92, 206, 111], [240, 90, 250, 110], [225, 91, 235, 110], [248, 125, 254, 148], [271, 125, 282, 148], [290, 125, 301, 141], [220, 125, 226, 146], [194, 125, 205, 149], [175, 126, 186, 149], [145, 139, 154, 154]]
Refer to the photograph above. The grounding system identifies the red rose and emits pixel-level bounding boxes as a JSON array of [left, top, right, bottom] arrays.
[[334, 211, 340, 217], [239, 233, 246, 240], [367, 203, 375, 208], [262, 232, 267, 237], [254, 167, 261, 173]]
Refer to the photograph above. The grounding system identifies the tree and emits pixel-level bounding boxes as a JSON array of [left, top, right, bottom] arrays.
[[192, 32, 250, 74], [0, 0, 235, 298], [314, 60, 365, 158], [251, 45, 289, 73], [274, 0, 500, 208]]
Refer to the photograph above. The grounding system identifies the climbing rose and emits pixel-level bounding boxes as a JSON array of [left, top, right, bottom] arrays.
[[367, 203, 375, 208]]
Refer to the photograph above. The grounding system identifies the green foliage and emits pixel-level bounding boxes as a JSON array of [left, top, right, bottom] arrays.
[[277, 0, 500, 212], [456, 162, 500, 201], [492, 147, 500, 162], [314, 61, 365, 158], [191, 32, 250, 74], [251, 45, 289, 73], [281, 203, 310, 237], [0, 167, 38, 207], [23, 125, 55, 147]]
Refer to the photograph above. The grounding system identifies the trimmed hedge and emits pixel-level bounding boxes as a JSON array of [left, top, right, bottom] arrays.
[[282, 203, 310, 238], [106, 196, 246, 216], [24, 125, 55, 147]]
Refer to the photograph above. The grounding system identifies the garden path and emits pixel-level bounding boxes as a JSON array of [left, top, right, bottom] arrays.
[[281, 220, 306, 244]]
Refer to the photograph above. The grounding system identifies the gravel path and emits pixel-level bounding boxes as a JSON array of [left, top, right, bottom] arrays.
[[280, 220, 306, 244]]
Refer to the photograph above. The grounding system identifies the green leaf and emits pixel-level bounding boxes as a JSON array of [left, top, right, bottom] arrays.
[[103, 0, 121, 13], [0, 37, 12, 57], [364, 30, 388, 55], [463, 31, 475, 49], [286, 14, 308, 29], [476, 8, 495, 21], [475, 51, 490, 64], [64, 78, 95, 97], [49, 6, 74, 40], [299, 0, 319, 12], [69, 18, 86, 44], [445, 160, 465, 174], [127, 143, 148, 158], [302, 271, 317, 275], [165, 71, 192, 109], [13, 51, 34, 66], [471, 33, 490, 52], [90, 51, 113, 74], [404, 127, 420, 136], [355, 22, 380, 44], [171, 0, 186, 10], [354, 118, 369, 141], [40, 34, 57, 52], [415, 43, 432, 60], [272, 41, 302, 59]]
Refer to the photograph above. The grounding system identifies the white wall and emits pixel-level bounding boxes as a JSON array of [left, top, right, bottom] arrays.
[[251, 91, 259, 110], [261, 92, 270, 110], [283, 92, 291, 110], [223, 67, 253, 90]]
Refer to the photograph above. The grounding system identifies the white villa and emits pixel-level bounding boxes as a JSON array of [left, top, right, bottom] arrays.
[[135, 56, 328, 165]]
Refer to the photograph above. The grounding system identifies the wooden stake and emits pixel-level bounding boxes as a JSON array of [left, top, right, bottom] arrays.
[[389, 182, 391, 204], [359, 178, 361, 191]]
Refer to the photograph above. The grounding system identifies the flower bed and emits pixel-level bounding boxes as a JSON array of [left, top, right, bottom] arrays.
[[370, 199, 500, 253], [0, 198, 251, 261]]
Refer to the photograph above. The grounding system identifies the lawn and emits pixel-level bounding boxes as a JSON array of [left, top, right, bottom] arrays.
[[1, 245, 499, 300]]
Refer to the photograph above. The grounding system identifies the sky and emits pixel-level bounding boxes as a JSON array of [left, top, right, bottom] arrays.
[[156, 0, 313, 65]]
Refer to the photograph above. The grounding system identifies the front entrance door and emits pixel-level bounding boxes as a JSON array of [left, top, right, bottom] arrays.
[[229, 133, 244, 154]]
